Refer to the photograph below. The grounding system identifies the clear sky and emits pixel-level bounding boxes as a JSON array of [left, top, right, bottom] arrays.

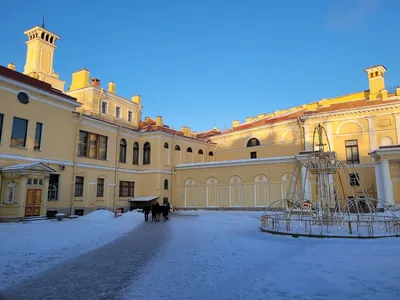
[[1, 0, 400, 132]]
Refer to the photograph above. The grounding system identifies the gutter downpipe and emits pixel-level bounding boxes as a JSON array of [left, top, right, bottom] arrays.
[[71, 112, 83, 215], [113, 125, 122, 213]]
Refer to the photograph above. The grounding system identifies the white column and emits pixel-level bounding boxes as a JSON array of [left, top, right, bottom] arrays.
[[304, 125, 312, 151], [374, 163, 385, 208], [394, 114, 400, 145], [301, 165, 312, 200], [381, 160, 395, 206], [367, 117, 377, 151], [325, 121, 334, 151]]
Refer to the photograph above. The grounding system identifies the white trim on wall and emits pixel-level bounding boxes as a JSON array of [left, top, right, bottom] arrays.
[[176, 155, 296, 170]]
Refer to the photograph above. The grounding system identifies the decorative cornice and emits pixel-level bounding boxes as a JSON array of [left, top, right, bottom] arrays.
[[0, 76, 81, 108], [210, 120, 299, 141], [176, 156, 297, 170], [302, 100, 400, 121]]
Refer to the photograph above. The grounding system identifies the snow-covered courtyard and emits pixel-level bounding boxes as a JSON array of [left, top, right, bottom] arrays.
[[1, 210, 400, 300]]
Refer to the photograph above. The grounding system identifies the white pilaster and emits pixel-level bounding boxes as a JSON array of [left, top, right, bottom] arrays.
[[374, 163, 385, 208], [325, 121, 334, 151], [301, 165, 312, 200], [394, 114, 400, 144], [367, 117, 377, 151], [381, 160, 395, 206], [304, 125, 312, 151]]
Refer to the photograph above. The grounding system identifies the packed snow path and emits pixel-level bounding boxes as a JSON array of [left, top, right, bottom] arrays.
[[2, 220, 170, 300], [2, 211, 400, 300]]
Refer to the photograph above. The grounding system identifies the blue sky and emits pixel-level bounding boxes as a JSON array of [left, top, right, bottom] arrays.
[[1, 0, 400, 132]]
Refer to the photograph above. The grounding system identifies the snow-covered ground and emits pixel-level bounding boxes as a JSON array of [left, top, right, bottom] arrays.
[[0, 210, 143, 290], [2, 210, 400, 299], [122, 211, 400, 300]]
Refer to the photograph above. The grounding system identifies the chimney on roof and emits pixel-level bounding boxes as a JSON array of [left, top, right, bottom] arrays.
[[181, 126, 192, 137], [156, 116, 163, 126], [70, 69, 90, 91], [396, 87, 400, 96], [108, 82, 116, 93], [245, 117, 253, 123], [145, 116, 151, 124], [7, 62, 16, 71], [131, 95, 141, 104], [364, 65, 387, 100], [232, 120, 239, 128], [91, 78, 100, 87]]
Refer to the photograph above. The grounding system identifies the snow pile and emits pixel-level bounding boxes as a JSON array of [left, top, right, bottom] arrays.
[[80, 209, 115, 220], [0, 209, 143, 290]]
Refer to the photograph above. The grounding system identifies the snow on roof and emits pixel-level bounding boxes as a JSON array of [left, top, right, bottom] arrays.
[[129, 196, 159, 202]]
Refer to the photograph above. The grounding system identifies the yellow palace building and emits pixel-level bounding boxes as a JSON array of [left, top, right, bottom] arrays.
[[1, 25, 400, 220]]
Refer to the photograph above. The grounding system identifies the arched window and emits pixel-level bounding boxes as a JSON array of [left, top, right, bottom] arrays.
[[119, 139, 127, 163], [143, 142, 151, 165], [187, 147, 193, 153], [174, 145, 181, 151], [246, 138, 260, 147], [198, 149, 203, 155], [209, 151, 214, 156], [133, 142, 139, 165], [164, 142, 169, 149], [164, 179, 169, 190]]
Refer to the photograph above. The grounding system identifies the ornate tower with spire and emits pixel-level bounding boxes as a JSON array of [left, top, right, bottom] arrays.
[[23, 24, 65, 91]]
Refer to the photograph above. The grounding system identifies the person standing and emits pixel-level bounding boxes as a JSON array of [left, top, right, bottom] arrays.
[[143, 205, 150, 221]]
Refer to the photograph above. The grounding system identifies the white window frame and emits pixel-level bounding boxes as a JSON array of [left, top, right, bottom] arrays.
[[101, 101, 109, 114], [116, 106, 122, 119], [128, 110, 133, 122]]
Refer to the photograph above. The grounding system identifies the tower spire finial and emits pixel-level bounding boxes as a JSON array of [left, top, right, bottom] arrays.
[[41, 16, 45, 28]]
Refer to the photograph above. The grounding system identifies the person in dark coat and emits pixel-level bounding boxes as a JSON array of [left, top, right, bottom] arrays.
[[143, 205, 151, 221], [154, 202, 161, 222], [151, 204, 156, 222]]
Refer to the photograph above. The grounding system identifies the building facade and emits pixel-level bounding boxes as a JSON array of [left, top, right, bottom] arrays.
[[1, 25, 400, 219]]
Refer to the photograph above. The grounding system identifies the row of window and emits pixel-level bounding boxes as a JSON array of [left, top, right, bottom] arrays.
[[78, 130, 214, 165], [246, 139, 360, 164], [76, 178, 169, 197], [49, 174, 169, 200], [167, 143, 214, 156], [101, 102, 135, 122], [75, 177, 136, 198], [0, 114, 43, 150]]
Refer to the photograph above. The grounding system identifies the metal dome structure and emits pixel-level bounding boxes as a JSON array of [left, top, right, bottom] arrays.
[[260, 124, 400, 238]]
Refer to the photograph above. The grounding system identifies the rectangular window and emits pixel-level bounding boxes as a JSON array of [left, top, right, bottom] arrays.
[[75, 176, 84, 197], [128, 111, 133, 122], [163, 197, 168, 205], [34, 122, 43, 151], [345, 140, 359, 164], [116, 107, 121, 119], [78, 130, 107, 160], [349, 173, 360, 186], [11, 117, 28, 147], [250, 151, 257, 159], [0, 113, 4, 144], [119, 181, 135, 197], [101, 101, 108, 114], [97, 178, 105, 197], [48, 174, 60, 200]]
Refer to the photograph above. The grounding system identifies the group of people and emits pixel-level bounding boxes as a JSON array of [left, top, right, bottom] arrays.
[[143, 202, 171, 222]]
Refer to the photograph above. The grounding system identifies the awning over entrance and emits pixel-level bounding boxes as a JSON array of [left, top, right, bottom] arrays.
[[128, 196, 158, 202]]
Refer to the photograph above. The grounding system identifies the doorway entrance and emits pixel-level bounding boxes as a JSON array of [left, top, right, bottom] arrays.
[[25, 189, 42, 217]]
